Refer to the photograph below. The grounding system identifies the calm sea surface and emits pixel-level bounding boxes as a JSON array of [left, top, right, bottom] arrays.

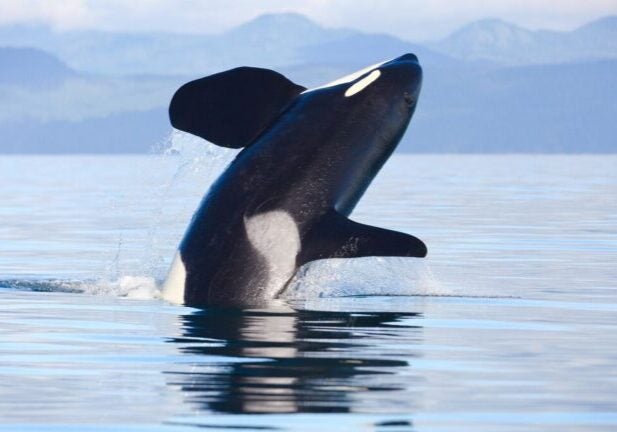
[[1, 148, 616, 431]]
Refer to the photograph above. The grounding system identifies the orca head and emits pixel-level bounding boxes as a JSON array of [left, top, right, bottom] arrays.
[[343, 53, 421, 105], [380, 53, 423, 111], [304, 53, 422, 151], [310, 53, 421, 103]]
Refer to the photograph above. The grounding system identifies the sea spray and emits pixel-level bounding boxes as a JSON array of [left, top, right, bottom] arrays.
[[96, 132, 449, 302], [141, 130, 239, 281], [96, 130, 238, 299], [282, 256, 446, 300]]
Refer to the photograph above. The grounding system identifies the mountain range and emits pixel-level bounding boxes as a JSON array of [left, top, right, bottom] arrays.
[[432, 16, 617, 65], [0, 13, 615, 153]]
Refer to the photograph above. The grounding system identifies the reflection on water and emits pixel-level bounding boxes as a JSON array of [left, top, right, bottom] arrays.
[[167, 306, 422, 415], [1, 154, 617, 431]]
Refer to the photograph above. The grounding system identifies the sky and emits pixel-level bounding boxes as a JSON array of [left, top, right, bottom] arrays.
[[1, 0, 616, 40]]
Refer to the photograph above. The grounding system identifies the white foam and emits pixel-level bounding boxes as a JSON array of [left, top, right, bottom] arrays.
[[281, 257, 446, 300], [120, 276, 160, 300], [71, 276, 161, 299]]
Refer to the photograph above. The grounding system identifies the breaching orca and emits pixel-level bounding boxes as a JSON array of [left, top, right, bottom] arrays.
[[162, 53, 426, 307]]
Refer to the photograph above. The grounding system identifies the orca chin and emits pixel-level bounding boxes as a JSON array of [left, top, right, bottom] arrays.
[[162, 54, 426, 307]]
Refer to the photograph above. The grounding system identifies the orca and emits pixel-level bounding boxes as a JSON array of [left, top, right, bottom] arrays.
[[162, 53, 426, 307]]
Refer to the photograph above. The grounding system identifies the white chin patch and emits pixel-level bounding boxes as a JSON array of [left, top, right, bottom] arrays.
[[161, 251, 186, 305], [345, 69, 381, 97], [244, 210, 301, 298]]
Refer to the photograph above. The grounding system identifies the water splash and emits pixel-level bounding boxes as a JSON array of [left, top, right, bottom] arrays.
[[282, 257, 447, 300], [1, 132, 451, 303], [100, 130, 238, 285], [141, 130, 239, 280], [0, 256, 445, 302], [141, 132, 450, 302], [0, 276, 160, 300]]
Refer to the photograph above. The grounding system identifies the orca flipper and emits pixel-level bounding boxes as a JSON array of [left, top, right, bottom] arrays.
[[298, 210, 427, 266], [169, 67, 306, 148]]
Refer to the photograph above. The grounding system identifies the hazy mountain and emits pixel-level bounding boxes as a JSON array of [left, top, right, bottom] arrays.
[[223, 13, 354, 60], [0, 13, 616, 153], [2, 14, 615, 73], [0, 13, 356, 75], [569, 16, 617, 60], [300, 33, 456, 68], [0, 48, 182, 122], [0, 47, 75, 88], [0, 47, 179, 153], [432, 16, 617, 65], [0, 109, 168, 153], [406, 59, 617, 152], [279, 33, 466, 88]]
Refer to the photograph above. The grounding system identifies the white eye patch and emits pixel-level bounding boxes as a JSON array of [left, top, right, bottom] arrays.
[[302, 59, 387, 94], [345, 69, 381, 97]]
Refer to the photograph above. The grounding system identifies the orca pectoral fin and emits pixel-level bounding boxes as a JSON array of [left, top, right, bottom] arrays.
[[169, 67, 306, 148], [298, 210, 427, 266]]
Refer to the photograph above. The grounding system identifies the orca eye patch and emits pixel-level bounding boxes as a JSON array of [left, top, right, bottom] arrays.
[[345, 70, 381, 97]]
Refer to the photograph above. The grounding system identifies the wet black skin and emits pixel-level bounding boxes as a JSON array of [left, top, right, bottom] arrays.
[[178, 54, 425, 306]]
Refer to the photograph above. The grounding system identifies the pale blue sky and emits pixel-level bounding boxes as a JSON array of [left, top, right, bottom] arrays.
[[1, 0, 616, 40]]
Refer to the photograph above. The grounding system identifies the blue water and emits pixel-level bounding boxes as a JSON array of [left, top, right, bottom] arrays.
[[1, 142, 616, 431]]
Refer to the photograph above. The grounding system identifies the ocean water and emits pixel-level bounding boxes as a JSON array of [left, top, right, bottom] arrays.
[[1, 141, 616, 431]]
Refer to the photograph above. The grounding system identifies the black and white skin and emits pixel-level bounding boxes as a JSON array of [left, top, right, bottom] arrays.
[[162, 53, 426, 307]]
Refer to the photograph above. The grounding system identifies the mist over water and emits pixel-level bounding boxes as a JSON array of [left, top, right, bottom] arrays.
[[1, 147, 616, 431]]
